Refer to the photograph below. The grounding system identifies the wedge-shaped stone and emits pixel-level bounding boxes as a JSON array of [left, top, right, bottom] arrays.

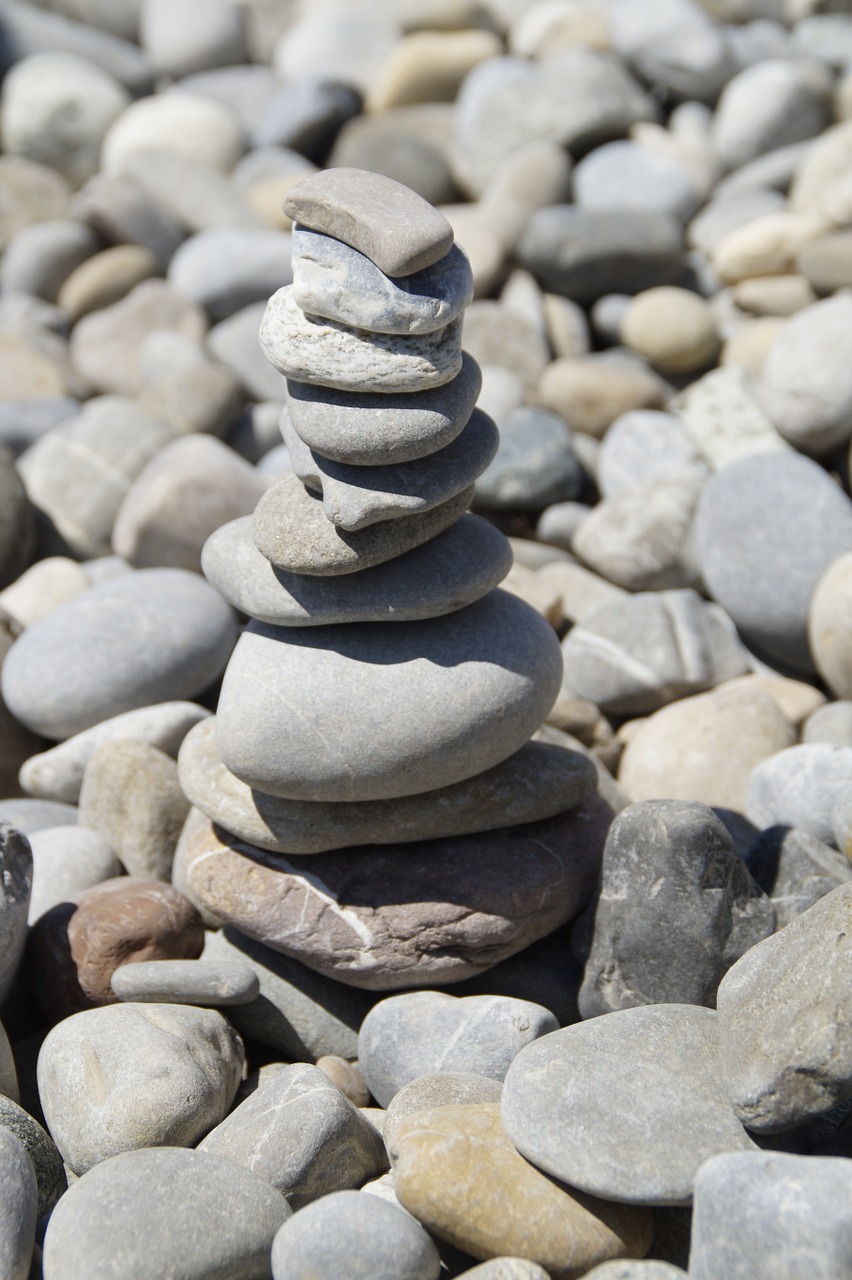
[[216, 590, 563, 801], [178, 717, 597, 854], [292, 230, 473, 334], [177, 799, 610, 989], [285, 407, 497, 530], [253, 472, 474, 576], [262, 286, 462, 393], [203, 513, 510, 627], [392, 1104, 652, 1277], [285, 351, 481, 465], [281, 167, 454, 276]]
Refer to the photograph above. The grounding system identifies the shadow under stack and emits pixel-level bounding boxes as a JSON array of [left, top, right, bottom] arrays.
[[176, 167, 608, 997]]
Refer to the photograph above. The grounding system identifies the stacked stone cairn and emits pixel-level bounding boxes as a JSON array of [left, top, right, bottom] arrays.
[[176, 168, 607, 992]]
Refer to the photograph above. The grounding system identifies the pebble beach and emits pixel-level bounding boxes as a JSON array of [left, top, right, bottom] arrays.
[[0, 0, 850, 1277]]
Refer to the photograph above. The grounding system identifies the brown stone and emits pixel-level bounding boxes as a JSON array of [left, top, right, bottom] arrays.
[[392, 1104, 653, 1277], [538, 358, 665, 439], [26, 877, 204, 1021], [315, 1056, 370, 1108], [178, 801, 611, 990]]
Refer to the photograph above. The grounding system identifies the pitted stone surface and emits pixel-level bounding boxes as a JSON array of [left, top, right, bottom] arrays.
[[261, 286, 463, 393], [178, 800, 610, 989], [281, 168, 454, 277], [284, 407, 497, 531], [178, 716, 597, 854], [293, 230, 473, 334], [202, 513, 511, 627], [285, 352, 481, 465], [253, 472, 474, 577], [215, 590, 563, 801]]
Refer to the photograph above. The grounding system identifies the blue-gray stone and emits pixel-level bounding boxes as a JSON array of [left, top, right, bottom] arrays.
[[255, 79, 361, 157], [168, 228, 293, 322], [474, 406, 583, 514], [747, 744, 852, 847]]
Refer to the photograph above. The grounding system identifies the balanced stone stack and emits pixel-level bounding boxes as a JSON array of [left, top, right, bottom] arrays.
[[176, 168, 606, 992]]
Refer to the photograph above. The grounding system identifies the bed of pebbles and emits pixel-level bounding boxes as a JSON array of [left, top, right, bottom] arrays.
[[0, 0, 851, 1277]]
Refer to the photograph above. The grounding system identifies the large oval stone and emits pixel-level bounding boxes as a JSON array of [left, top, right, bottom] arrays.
[[215, 589, 563, 801]]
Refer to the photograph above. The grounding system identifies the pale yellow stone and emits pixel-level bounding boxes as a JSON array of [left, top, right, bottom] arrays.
[[367, 29, 502, 111], [732, 274, 817, 317], [537, 560, 626, 624], [438, 204, 506, 297], [392, 1104, 653, 1278], [509, 1, 612, 56], [501, 563, 562, 626], [0, 557, 89, 632], [790, 120, 852, 226], [713, 212, 829, 284], [720, 673, 826, 728], [243, 173, 309, 229], [721, 319, 787, 376], [58, 244, 159, 322], [621, 287, 719, 375], [538, 358, 664, 438]]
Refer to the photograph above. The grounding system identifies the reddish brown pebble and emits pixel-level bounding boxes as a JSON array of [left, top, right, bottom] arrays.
[[316, 1055, 371, 1108]]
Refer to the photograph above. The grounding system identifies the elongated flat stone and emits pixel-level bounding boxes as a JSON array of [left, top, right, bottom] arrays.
[[284, 407, 497, 531], [285, 352, 481, 465], [177, 799, 611, 988], [281, 168, 454, 277], [110, 959, 260, 1006], [203, 513, 510, 626], [261, 286, 462, 393], [292, 229, 473, 334], [215, 590, 563, 802], [177, 717, 597, 854], [253, 473, 474, 577]]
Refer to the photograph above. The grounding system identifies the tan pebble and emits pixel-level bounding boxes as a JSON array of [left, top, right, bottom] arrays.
[[500, 563, 563, 627], [720, 673, 825, 728], [243, 172, 309, 230], [510, 1, 612, 57], [621, 287, 719, 375], [316, 1056, 371, 1108], [438, 204, 507, 296], [58, 244, 160, 322], [538, 357, 664, 439], [720, 319, 786, 376], [712, 212, 828, 285], [732, 274, 817, 317], [542, 293, 590, 358], [478, 141, 572, 246], [367, 29, 502, 112]]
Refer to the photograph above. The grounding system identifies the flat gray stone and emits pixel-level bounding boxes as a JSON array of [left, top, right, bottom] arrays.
[[28, 825, 121, 924], [0, 1127, 36, 1280], [561, 589, 749, 717], [575, 801, 774, 1018], [41, 1147, 290, 1280], [261, 286, 463, 394], [293, 230, 472, 335], [383, 1072, 503, 1156], [199, 1062, 387, 1207], [202, 513, 511, 627], [0, 217, 99, 300], [474, 406, 584, 515], [178, 716, 596, 854], [201, 925, 372, 1062], [501, 1005, 757, 1206], [167, 227, 293, 322], [695, 452, 852, 673], [180, 800, 610, 990], [0, 823, 31, 1006], [747, 744, 852, 847], [285, 407, 496, 531], [285, 351, 481, 465], [359, 992, 557, 1109], [216, 590, 562, 801], [716, 884, 852, 1134], [37, 1002, 245, 1174], [19, 701, 210, 805], [747, 826, 852, 930], [281, 167, 454, 277], [252, 473, 474, 577], [110, 959, 260, 1006], [689, 1152, 852, 1280], [0, 1094, 66, 1220], [1, 568, 237, 740]]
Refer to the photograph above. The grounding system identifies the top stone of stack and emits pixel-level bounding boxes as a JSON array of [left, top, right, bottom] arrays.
[[281, 167, 455, 278]]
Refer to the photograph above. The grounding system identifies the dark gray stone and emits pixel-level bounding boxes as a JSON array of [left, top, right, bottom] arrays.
[[255, 80, 361, 157], [517, 207, 684, 305], [0, 1094, 66, 1220], [0, 824, 31, 1007], [575, 801, 775, 1018], [716, 884, 852, 1134], [1, 569, 237, 740], [41, 1147, 290, 1280], [695, 452, 852, 673], [689, 1151, 852, 1280], [474, 406, 584, 515], [747, 744, 852, 847], [202, 512, 511, 627], [359, 992, 558, 1108], [747, 826, 852, 929], [199, 1063, 387, 1207], [501, 1005, 756, 1206]]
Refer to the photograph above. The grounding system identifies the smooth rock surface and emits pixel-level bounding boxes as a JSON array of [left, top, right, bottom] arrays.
[[0, 1094, 65, 1220], [110, 958, 259, 1006], [747, 826, 852, 929], [502, 1005, 757, 1206], [0, 1127, 36, 1280], [37, 1002, 244, 1174], [28, 825, 121, 924], [1, 569, 237, 740], [474, 407, 583, 515], [383, 1073, 504, 1156], [809, 551, 852, 699], [759, 296, 852, 456], [747, 744, 852, 846], [716, 885, 852, 1133]]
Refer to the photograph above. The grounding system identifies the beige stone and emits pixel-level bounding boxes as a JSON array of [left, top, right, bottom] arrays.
[[790, 120, 852, 226], [438, 204, 507, 297], [721, 673, 825, 728], [463, 300, 551, 388], [798, 229, 852, 293], [367, 29, 502, 111], [392, 1104, 652, 1277], [57, 244, 159, 322], [0, 155, 70, 251], [538, 358, 664, 438], [712, 213, 828, 285], [478, 142, 573, 250], [809, 551, 852, 700], [732, 274, 817, 318], [537, 559, 626, 624], [500, 563, 562, 625], [618, 684, 796, 811], [0, 330, 71, 397], [621, 288, 719, 375], [510, 2, 612, 56], [721, 319, 786, 376], [0, 557, 89, 632]]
